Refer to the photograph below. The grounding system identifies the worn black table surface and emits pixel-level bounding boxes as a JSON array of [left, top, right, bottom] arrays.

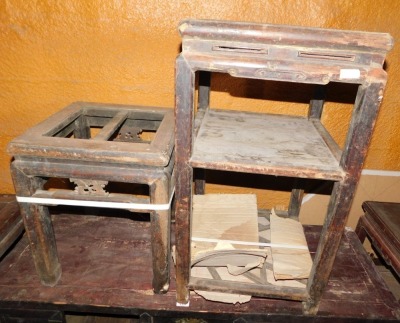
[[0, 206, 399, 322], [362, 201, 400, 249]]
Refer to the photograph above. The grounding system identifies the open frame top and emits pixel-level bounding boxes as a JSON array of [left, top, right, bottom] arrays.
[[8, 102, 174, 167]]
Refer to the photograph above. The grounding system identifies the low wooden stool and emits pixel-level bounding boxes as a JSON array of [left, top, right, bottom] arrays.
[[356, 201, 400, 277], [7, 102, 175, 293]]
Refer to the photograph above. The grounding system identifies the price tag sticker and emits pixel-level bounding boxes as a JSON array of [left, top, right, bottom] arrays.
[[340, 69, 361, 79]]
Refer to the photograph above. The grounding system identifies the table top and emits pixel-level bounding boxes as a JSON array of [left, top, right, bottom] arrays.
[[362, 201, 400, 250], [0, 205, 399, 321], [7, 102, 175, 167]]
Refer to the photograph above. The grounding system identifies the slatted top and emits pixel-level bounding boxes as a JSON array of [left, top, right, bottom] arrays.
[[7, 102, 174, 167], [190, 109, 344, 180]]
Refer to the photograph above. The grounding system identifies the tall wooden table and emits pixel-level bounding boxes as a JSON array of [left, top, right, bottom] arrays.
[[173, 19, 393, 313]]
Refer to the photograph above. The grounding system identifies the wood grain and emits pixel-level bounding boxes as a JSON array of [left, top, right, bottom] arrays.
[[191, 109, 343, 180], [0, 212, 398, 321]]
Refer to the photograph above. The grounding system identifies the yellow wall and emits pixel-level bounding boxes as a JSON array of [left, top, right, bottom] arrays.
[[1, 0, 399, 207]]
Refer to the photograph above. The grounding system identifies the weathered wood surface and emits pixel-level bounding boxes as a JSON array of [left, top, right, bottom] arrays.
[[191, 194, 261, 265], [10, 157, 173, 294], [7, 102, 174, 167], [8, 104, 175, 295], [0, 195, 24, 259], [305, 81, 388, 312], [190, 109, 344, 180], [174, 19, 392, 311], [0, 211, 398, 322], [356, 201, 400, 277], [179, 20, 392, 86], [179, 19, 393, 53], [174, 55, 195, 305], [270, 212, 313, 280]]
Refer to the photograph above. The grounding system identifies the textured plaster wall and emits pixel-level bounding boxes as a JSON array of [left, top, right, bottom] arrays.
[[1, 1, 399, 212]]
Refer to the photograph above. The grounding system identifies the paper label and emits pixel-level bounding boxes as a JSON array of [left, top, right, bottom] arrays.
[[340, 69, 361, 79]]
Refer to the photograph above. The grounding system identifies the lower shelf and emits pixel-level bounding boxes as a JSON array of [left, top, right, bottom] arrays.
[[190, 194, 311, 303], [189, 276, 308, 301]]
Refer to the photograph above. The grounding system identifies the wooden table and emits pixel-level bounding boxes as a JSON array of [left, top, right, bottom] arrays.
[[356, 201, 400, 277], [0, 205, 398, 322], [7, 102, 175, 294], [173, 19, 393, 312]]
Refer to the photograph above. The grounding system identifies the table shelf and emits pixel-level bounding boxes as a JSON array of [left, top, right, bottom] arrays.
[[191, 109, 344, 181]]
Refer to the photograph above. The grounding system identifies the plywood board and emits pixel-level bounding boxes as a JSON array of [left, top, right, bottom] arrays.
[[191, 214, 307, 304], [191, 194, 266, 266], [270, 210, 313, 280]]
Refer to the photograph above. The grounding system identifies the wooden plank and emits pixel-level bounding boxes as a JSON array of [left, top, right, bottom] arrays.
[[0, 194, 18, 205], [0, 199, 21, 235], [179, 20, 393, 53], [189, 277, 308, 301], [193, 72, 211, 195], [270, 211, 313, 280], [191, 109, 344, 180], [191, 194, 262, 266], [8, 104, 174, 167], [288, 185, 304, 220], [311, 119, 342, 161], [174, 54, 195, 305], [0, 197, 24, 258], [308, 85, 326, 120], [74, 115, 91, 139], [92, 111, 127, 141], [53, 121, 77, 138]]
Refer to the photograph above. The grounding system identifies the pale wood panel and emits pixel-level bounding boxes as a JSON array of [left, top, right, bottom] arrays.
[[191, 194, 260, 265], [190, 109, 343, 180]]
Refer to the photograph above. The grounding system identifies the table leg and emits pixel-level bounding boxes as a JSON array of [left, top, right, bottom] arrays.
[[149, 174, 171, 293], [10, 163, 61, 286]]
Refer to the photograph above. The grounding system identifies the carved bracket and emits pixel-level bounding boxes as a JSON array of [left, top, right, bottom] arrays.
[[70, 178, 109, 196], [115, 126, 143, 142]]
